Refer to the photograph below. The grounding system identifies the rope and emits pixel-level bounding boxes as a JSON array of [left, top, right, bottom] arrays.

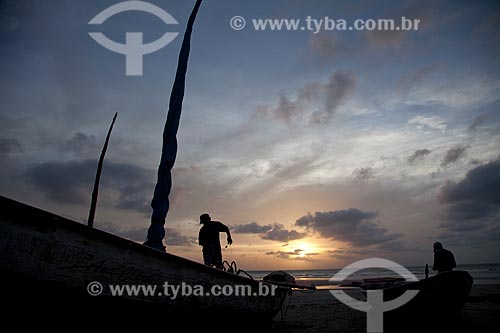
[[236, 269, 254, 280], [221, 258, 254, 280]]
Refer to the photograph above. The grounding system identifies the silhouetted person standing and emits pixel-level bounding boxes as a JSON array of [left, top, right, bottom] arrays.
[[432, 242, 456, 273], [198, 213, 232, 269]]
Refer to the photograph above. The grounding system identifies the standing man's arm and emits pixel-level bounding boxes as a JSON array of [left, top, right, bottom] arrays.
[[221, 223, 233, 245]]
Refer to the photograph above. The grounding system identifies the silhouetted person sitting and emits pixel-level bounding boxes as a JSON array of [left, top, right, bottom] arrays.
[[432, 242, 456, 273], [198, 213, 232, 270]]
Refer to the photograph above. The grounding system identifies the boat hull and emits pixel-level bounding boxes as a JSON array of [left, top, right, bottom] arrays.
[[0, 196, 288, 321], [362, 270, 473, 331]]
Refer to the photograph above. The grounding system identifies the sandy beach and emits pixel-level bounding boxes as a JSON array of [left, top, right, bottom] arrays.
[[270, 283, 500, 332]]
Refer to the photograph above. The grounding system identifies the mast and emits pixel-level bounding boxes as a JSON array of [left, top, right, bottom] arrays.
[[88, 112, 118, 228], [144, 0, 203, 251]]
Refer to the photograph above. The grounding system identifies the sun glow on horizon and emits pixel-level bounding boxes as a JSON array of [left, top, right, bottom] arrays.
[[294, 241, 316, 256]]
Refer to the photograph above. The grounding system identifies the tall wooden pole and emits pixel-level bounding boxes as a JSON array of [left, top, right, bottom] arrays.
[[144, 0, 203, 251], [88, 112, 118, 228]]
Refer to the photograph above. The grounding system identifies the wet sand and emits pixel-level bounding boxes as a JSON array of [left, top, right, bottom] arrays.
[[271, 283, 500, 332]]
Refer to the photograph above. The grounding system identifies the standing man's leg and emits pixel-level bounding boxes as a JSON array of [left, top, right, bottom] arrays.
[[203, 246, 215, 267], [214, 248, 223, 270]]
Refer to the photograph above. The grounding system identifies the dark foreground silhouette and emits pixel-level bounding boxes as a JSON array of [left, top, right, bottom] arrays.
[[198, 213, 233, 269]]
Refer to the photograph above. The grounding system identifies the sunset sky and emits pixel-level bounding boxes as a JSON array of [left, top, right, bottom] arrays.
[[1, 0, 499, 270]]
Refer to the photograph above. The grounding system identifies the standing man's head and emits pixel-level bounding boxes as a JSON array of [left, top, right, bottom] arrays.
[[433, 242, 443, 252], [200, 213, 211, 225]]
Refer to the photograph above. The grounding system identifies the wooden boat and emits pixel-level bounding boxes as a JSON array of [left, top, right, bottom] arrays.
[[360, 270, 473, 331], [0, 195, 289, 323]]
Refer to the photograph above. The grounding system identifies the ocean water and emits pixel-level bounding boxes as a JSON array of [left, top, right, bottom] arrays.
[[249, 263, 500, 287]]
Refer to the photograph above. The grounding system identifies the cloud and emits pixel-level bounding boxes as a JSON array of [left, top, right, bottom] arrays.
[[408, 115, 447, 131], [0, 137, 22, 157], [352, 167, 375, 180], [22, 159, 155, 212], [62, 132, 98, 155], [295, 209, 402, 247], [256, 70, 356, 125], [258, 95, 302, 124], [232, 222, 273, 234], [328, 247, 370, 260], [440, 145, 468, 168], [398, 64, 440, 95], [261, 224, 308, 242], [438, 158, 500, 219], [114, 183, 154, 214], [468, 114, 487, 132], [23, 159, 95, 204], [364, 1, 434, 48], [265, 248, 319, 261], [222, 221, 308, 242], [408, 149, 432, 164], [309, 33, 337, 56], [366, 29, 407, 48], [312, 70, 357, 124], [101, 224, 195, 246], [437, 157, 500, 244]]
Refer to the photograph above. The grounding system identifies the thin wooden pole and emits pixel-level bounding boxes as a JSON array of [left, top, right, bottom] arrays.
[[88, 112, 118, 228]]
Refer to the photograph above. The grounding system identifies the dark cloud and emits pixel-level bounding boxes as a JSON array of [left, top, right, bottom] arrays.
[[328, 247, 370, 260], [62, 132, 98, 155], [101, 224, 195, 246], [230, 222, 308, 242], [309, 33, 336, 56], [22, 159, 154, 212], [438, 158, 500, 219], [311, 70, 357, 124], [23, 159, 95, 204], [469, 159, 482, 166], [232, 222, 273, 234], [366, 29, 406, 48], [265, 249, 319, 261], [365, 1, 434, 48], [377, 241, 425, 253], [437, 158, 500, 244], [408, 149, 432, 164], [352, 167, 375, 180], [398, 64, 439, 95], [261, 224, 308, 242], [264, 95, 302, 124], [295, 209, 402, 247], [437, 225, 500, 248], [271, 152, 323, 180], [441, 145, 469, 167], [165, 228, 197, 247], [114, 183, 154, 214], [0, 137, 22, 157], [256, 70, 356, 125], [468, 114, 487, 132]]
